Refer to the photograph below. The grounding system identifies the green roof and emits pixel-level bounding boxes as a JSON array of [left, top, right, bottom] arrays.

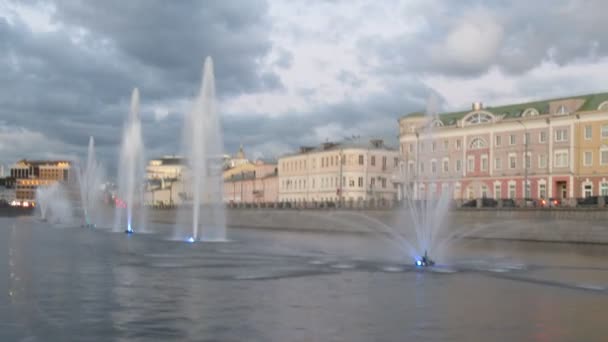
[[403, 91, 608, 125]]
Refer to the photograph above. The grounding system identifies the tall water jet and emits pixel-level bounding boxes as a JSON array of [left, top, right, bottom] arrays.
[[181, 57, 226, 241], [399, 92, 454, 265], [114, 88, 146, 233], [77, 136, 104, 227]]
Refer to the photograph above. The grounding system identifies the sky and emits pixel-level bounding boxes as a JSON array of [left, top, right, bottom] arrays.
[[1, 0, 608, 175]]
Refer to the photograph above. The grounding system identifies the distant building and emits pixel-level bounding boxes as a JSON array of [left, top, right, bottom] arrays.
[[278, 139, 401, 204], [0, 177, 15, 203], [10, 160, 72, 201], [223, 160, 278, 203], [398, 92, 608, 201], [146, 155, 187, 180], [223, 144, 250, 169]]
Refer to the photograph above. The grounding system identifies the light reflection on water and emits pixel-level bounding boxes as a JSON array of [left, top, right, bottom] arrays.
[[1, 216, 608, 341]]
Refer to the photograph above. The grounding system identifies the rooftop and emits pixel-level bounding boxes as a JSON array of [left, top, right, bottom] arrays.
[[281, 138, 396, 158], [401, 91, 608, 125]]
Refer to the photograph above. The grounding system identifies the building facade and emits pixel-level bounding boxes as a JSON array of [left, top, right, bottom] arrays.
[[398, 93, 608, 201], [10, 160, 72, 201], [278, 139, 400, 204], [223, 160, 278, 204]]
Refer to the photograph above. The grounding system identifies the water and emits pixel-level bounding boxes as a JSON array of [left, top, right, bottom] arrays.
[[114, 88, 146, 233], [1, 216, 608, 341], [34, 183, 73, 224], [179, 57, 226, 241], [76, 136, 104, 227]]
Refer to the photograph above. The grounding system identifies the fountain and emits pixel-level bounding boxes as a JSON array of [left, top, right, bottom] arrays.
[[400, 93, 453, 266], [76, 136, 104, 228], [180, 57, 226, 242], [114, 88, 146, 234], [35, 183, 73, 224]]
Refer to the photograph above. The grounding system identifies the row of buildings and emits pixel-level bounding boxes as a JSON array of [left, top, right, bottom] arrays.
[[6, 91, 608, 206], [399, 92, 608, 201]]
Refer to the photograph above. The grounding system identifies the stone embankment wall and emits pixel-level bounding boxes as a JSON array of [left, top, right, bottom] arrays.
[[148, 207, 608, 244]]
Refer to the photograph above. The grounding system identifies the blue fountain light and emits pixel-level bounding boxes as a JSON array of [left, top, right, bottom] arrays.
[[187, 237, 195, 243], [125, 223, 134, 234], [416, 259, 423, 267]]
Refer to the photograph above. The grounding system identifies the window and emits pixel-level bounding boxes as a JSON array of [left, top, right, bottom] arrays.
[[431, 160, 437, 174], [481, 185, 489, 198], [509, 183, 516, 199], [467, 156, 475, 173], [585, 125, 592, 140], [371, 156, 376, 166], [469, 138, 487, 149], [432, 142, 436, 152], [463, 111, 495, 125], [555, 105, 569, 115], [495, 135, 502, 146], [509, 135, 516, 145], [602, 125, 608, 138], [349, 178, 355, 187], [456, 140, 462, 150], [539, 131, 547, 143], [408, 144, 414, 153], [443, 140, 449, 150], [442, 159, 449, 173], [394, 158, 399, 167], [524, 153, 531, 169], [539, 183, 547, 199], [601, 149, 608, 165], [481, 155, 488, 171], [584, 151, 593, 166], [524, 133, 530, 145], [554, 150, 569, 168], [494, 184, 501, 199], [495, 157, 502, 170], [420, 162, 425, 173], [555, 128, 568, 142], [601, 182, 608, 196], [358, 177, 363, 187], [330, 157, 334, 166], [509, 154, 517, 169], [538, 154, 547, 169], [584, 184, 593, 198], [370, 178, 375, 187], [381, 178, 387, 188], [382, 156, 387, 170], [456, 160, 462, 172], [524, 180, 530, 198], [408, 161, 414, 175]]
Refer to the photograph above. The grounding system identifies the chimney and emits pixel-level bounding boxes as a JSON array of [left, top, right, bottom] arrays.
[[472, 102, 483, 111]]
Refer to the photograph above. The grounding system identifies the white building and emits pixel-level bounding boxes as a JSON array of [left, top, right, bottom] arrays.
[[278, 139, 401, 204]]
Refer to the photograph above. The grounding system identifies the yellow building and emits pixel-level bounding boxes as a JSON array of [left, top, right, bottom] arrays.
[[574, 104, 608, 196], [10, 160, 72, 200]]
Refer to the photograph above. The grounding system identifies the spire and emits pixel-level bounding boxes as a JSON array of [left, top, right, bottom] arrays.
[[236, 144, 245, 159]]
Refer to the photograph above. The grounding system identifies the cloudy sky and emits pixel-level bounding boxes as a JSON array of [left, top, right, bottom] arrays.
[[1, 0, 607, 176]]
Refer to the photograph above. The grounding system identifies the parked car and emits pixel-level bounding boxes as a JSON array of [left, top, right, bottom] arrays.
[[481, 198, 498, 208], [461, 199, 477, 207]]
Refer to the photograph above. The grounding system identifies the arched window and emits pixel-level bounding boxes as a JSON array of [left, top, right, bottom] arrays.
[[469, 137, 487, 149], [429, 119, 444, 127], [597, 101, 608, 111], [555, 105, 569, 115], [462, 111, 495, 126], [522, 108, 539, 117]]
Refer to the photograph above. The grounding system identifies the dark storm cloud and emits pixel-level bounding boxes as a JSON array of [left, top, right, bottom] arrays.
[[0, 0, 279, 173]]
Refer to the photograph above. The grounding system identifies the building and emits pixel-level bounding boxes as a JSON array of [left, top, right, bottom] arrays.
[[278, 139, 400, 204], [223, 144, 250, 169], [398, 92, 608, 202], [0, 177, 15, 203], [10, 160, 72, 201], [223, 160, 278, 203], [146, 156, 186, 180]]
